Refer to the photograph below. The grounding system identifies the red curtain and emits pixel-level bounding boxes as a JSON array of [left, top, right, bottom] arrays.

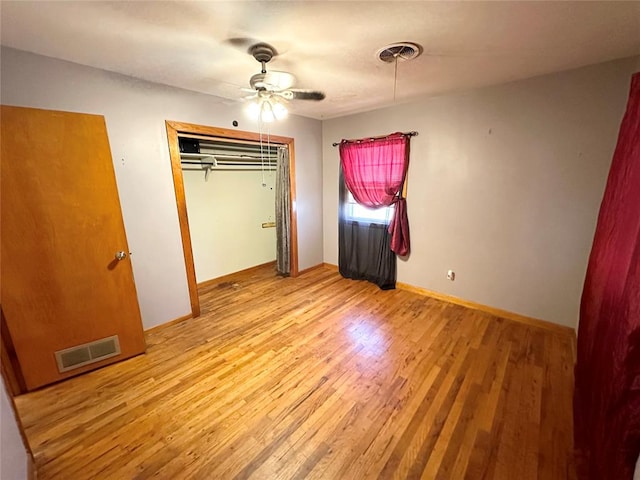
[[575, 72, 640, 480], [339, 132, 411, 255]]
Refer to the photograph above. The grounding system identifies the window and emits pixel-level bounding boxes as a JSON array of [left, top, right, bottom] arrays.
[[343, 189, 394, 224]]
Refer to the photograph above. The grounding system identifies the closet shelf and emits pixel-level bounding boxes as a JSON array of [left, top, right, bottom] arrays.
[[180, 152, 216, 161]]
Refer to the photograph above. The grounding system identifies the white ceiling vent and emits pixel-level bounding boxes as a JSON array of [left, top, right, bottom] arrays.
[[376, 42, 423, 63]]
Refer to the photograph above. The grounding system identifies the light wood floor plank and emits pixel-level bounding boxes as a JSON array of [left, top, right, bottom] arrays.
[[14, 265, 576, 479]]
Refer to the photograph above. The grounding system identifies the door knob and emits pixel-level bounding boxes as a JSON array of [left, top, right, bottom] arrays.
[[115, 251, 127, 261]]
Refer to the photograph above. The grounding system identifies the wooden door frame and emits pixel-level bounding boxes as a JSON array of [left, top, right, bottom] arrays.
[[165, 120, 299, 318]]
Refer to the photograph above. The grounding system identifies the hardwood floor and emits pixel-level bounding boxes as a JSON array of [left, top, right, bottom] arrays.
[[14, 265, 577, 479]]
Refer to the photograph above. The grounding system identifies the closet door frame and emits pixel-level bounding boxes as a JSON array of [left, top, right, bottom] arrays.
[[165, 120, 298, 318]]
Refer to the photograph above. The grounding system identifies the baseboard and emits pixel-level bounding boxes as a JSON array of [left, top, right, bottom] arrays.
[[298, 263, 327, 275], [321, 262, 572, 336], [28, 452, 37, 480], [145, 262, 279, 336], [396, 282, 573, 335], [196, 261, 277, 289], [144, 313, 192, 335]]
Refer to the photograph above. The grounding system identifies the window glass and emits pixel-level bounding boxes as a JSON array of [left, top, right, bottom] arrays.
[[343, 190, 394, 224]]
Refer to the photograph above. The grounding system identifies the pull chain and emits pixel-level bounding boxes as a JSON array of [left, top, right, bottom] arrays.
[[259, 110, 266, 187]]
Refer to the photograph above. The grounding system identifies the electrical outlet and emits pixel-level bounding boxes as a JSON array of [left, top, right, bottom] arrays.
[[447, 270, 455, 281]]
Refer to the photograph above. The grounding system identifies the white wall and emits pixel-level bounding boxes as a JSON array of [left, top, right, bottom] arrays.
[[323, 56, 639, 328], [183, 169, 276, 282], [1, 47, 323, 329], [0, 382, 27, 480]]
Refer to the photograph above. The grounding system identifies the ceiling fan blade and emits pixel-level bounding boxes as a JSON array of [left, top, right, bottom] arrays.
[[250, 71, 296, 91], [286, 89, 326, 101], [267, 71, 296, 90]]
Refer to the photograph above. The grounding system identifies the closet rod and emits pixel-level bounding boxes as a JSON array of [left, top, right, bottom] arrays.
[[331, 131, 418, 147], [181, 160, 215, 166], [212, 154, 277, 160]]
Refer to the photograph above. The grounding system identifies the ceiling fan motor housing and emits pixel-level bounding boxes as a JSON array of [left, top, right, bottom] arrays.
[[250, 44, 275, 64], [246, 42, 326, 102]]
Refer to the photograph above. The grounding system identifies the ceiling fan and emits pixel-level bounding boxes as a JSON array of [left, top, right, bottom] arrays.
[[243, 43, 325, 121]]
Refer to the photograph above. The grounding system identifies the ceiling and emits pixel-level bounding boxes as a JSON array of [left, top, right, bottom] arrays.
[[1, 1, 639, 120]]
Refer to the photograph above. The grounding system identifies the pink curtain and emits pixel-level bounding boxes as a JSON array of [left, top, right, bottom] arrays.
[[575, 72, 640, 480], [339, 132, 411, 255]]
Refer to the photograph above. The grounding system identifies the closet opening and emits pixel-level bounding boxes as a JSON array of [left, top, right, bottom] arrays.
[[165, 120, 298, 318]]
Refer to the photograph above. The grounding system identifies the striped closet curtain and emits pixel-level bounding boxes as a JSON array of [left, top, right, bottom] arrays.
[[275, 145, 290, 275]]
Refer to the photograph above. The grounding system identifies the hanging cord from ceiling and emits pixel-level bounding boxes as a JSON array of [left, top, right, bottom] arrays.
[[375, 42, 423, 103], [392, 46, 410, 102], [393, 54, 399, 102]]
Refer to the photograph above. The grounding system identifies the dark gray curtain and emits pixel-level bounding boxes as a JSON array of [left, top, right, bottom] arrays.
[[275, 146, 290, 275], [338, 169, 396, 289]]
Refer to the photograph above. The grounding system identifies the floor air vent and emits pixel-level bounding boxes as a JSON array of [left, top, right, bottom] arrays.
[[55, 335, 121, 373]]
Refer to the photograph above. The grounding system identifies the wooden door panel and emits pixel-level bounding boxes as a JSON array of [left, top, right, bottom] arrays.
[[1, 106, 146, 391]]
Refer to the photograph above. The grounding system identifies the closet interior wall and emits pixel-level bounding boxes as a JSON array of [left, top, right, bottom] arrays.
[[179, 134, 281, 284]]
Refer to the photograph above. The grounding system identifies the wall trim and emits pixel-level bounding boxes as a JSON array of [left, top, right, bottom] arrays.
[[196, 261, 277, 289], [28, 453, 36, 480], [148, 262, 574, 337], [322, 263, 573, 336], [144, 314, 192, 335], [145, 261, 278, 336], [396, 282, 574, 336], [298, 263, 328, 275]]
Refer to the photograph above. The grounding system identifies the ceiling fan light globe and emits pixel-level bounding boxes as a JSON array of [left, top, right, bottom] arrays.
[[260, 101, 275, 123], [273, 102, 288, 120], [245, 100, 261, 119]]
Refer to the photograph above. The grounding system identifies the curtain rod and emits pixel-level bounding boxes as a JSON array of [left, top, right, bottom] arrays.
[[332, 131, 418, 147]]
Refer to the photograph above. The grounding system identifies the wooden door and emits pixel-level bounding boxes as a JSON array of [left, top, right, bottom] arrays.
[[1, 106, 146, 391]]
